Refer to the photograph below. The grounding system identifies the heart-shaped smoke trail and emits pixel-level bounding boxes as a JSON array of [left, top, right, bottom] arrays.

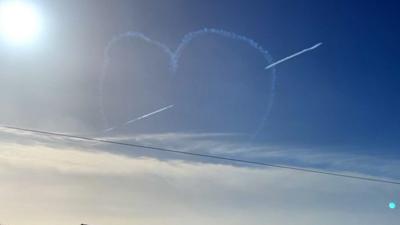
[[99, 28, 277, 139]]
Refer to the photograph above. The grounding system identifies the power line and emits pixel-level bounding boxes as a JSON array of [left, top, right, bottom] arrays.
[[1, 125, 400, 185]]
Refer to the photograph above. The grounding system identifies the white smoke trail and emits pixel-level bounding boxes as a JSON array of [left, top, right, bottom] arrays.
[[103, 105, 174, 133], [100, 28, 277, 139], [265, 42, 322, 70], [173, 28, 275, 73], [126, 104, 174, 124]]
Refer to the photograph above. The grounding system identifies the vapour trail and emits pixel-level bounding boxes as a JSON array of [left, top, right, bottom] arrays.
[[265, 42, 322, 70], [126, 104, 174, 124], [173, 28, 275, 73], [100, 28, 277, 138], [103, 105, 174, 133]]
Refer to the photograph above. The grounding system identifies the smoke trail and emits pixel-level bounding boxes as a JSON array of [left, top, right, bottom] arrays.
[[126, 104, 174, 124], [99, 32, 174, 130], [265, 42, 322, 70], [174, 28, 275, 72], [103, 105, 174, 133], [100, 28, 277, 139]]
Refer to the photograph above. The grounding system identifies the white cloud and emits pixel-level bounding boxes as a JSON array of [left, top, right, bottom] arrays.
[[0, 140, 399, 225], [98, 132, 400, 180]]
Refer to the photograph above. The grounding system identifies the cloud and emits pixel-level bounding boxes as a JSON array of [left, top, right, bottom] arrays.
[[100, 132, 400, 180], [0, 132, 399, 225], [1, 127, 400, 180]]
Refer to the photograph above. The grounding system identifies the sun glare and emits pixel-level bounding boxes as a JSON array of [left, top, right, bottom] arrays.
[[0, 1, 42, 45]]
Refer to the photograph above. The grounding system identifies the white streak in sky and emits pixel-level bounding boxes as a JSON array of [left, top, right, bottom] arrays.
[[103, 105, 174, 133], [126, 104, 174, 124], [265, 42, 322, 70]]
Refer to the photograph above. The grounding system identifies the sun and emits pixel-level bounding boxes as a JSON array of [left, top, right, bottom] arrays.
[[0, 1, 42, 45]]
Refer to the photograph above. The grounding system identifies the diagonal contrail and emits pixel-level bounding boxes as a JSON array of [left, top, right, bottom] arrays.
[[265, 42, 322, 70], [126, 104, 174, 124], [103, 104, 174, 133]]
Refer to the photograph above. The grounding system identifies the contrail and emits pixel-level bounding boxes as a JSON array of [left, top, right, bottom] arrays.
[[265, 42, 322, 70], [126, 104, 174, 124], [103, 104, 174, 133]]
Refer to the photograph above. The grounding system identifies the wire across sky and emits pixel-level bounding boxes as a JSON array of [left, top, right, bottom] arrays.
[[1, 125, 399, 185]]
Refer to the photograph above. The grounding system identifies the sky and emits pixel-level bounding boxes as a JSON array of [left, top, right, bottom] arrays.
[[0, 0, 399, 224]]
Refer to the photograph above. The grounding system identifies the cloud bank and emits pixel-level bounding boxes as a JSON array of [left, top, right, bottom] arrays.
[[0, 130, 399, 225]]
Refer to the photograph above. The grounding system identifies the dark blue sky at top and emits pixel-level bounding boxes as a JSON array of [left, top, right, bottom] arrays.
[[0, 0, 399, 157]]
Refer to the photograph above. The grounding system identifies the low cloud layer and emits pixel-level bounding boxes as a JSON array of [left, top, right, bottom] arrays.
[[0, 131, 399, 225]]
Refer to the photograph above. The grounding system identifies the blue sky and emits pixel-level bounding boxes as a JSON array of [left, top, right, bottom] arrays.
[[1, 0, 399, 156], [0, 0, 399, 224]]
